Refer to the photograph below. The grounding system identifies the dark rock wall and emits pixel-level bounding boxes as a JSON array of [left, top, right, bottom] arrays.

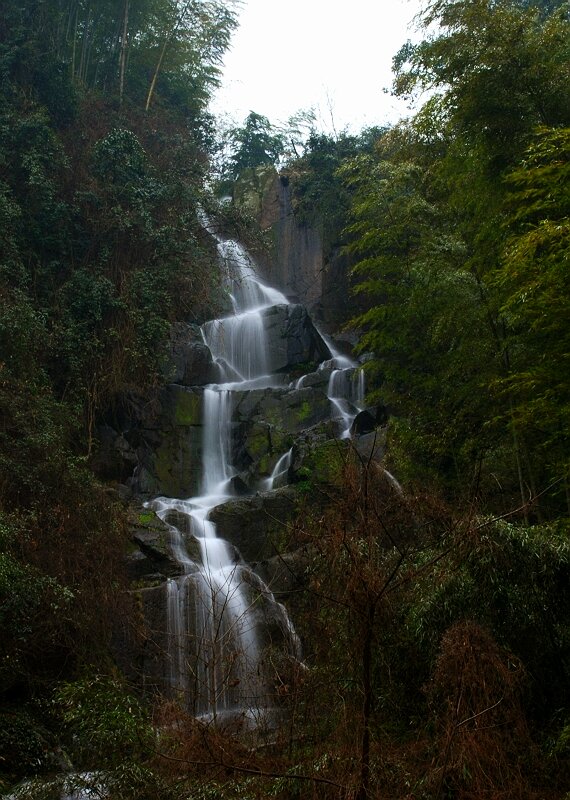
[[235, 168, 352, 330]]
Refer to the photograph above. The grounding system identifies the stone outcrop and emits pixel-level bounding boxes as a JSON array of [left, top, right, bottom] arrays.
[[208, 486, 298, 563], [131, 384, 203, 499], [92, 298, 340, 501], [162, 322, 220, 386], [253, 545, 314, 600], [232, 167, 354, 328], [261, 303, 331, 372]]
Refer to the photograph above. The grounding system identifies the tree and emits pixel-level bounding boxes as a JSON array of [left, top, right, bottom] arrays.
[[345, 0, 570, 506], [289, 127, 388, 256], [225, 111, 285, 180], [340, 139, 501, 495], [492, 126, 570, 510]]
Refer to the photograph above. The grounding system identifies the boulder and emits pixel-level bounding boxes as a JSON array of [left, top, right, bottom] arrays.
[[253, 545, 314, 600], [291, 435, 349, 489], [261, 303, 331, 373], [240, 567, 302, 654], [130, 385, 204, 499], [128, 503, 202, 576], [129, 505, 181, 577], [232, 384, 331, 482], [234, 385, 331, 442], [162, 322, 220, 387], [208, 486, 298, 562], [125, 550, 161, 583], [353, 429, 387, 464], [351, 405, 389, 436]]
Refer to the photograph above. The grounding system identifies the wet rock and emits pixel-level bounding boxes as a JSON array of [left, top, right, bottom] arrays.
[[208, 486, 298, 562], [353, 429, 387, 464], [162, 322, 220, 386], [240, 568, 301, 653], [129, 504, 181, 576], [130, 385, 204, 499], [125, 550, 159, 582], [291, 435, 349, 488], [253, 545, 314, 600], [228, 475, 250, 495], [235, 385, 331, 441], [231, 383, 332, 482], [261, 303, 331, 373], [351, 405, 389, 435], [288, 368, 330, 390]]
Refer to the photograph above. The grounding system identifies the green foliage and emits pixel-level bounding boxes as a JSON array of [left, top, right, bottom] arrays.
[[406, 517, 570, 719], [0, 1, 231, 741], [0, 546, 73, 690], [54, 675, 153, 768], [290, 128, 386, 253], [341, 149, 501, 490], [92, 129, 148, 185], [0, 709, 59, 780], [5, 766, 175, 800], [0, 0, 238, 116], [341, 0, 570, 509], [394, 0, 570, 166], [223, 111, 286, 183], [491, 126, 570, 492]]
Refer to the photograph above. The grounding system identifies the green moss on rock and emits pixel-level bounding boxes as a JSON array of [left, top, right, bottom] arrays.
[[174, 390, 202, 426], [296, 439, 348, 489]]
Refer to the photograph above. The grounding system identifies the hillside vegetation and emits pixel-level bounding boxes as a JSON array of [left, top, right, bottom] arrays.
[[1, 0, 569, 798]]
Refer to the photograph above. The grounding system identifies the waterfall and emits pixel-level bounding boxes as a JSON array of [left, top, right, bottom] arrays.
[[146, 223, 365, 726], [261, 448, 293, 491], [327, 364, 366, 439], [318, 333, 366, 440]]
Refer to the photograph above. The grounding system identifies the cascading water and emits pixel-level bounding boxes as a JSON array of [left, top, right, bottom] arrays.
[[313, 332, 366, 439], [261, 448, 294, 491], [326, 357, 366, 439], [146, 222, 365, 725]]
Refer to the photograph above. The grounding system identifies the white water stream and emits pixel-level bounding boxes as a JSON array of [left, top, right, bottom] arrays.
[[147, 227, 365, 724]]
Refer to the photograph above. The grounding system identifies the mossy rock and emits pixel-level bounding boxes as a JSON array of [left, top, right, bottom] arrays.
[[208, 486, 298, 562], [129, 503, 185, 576], [243, 421, 271, 463], [247, 386, 331, 437], [172, 387, 202, 426], [292, 437, 348, 489], [147, 429, 202, 498]]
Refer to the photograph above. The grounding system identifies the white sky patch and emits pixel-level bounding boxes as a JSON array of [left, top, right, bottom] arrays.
[[210, 0, 425, 134]]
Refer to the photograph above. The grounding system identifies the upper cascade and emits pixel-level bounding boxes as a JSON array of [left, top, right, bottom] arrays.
[[216, 238, 288, 312]]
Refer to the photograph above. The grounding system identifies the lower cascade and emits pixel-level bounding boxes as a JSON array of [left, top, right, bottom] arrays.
[[144, 227, 365, 726]]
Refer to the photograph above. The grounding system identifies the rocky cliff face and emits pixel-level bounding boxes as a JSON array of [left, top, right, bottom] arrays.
[[233, 167, 352, 330]]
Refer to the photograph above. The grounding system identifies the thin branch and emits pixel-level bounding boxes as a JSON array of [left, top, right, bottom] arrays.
[[456, 697, 504, 728], [153, 750, 347, 790]]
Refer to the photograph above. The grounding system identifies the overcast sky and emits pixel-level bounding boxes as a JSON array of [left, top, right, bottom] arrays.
[[209, 0, 425, 135]]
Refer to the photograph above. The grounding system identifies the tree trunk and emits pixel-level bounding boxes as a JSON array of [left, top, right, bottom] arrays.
[[119, 0, 129, 105], [356, 604, 375, 800], [145, 37, 169, 112], [145, 0, 193, 112]]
